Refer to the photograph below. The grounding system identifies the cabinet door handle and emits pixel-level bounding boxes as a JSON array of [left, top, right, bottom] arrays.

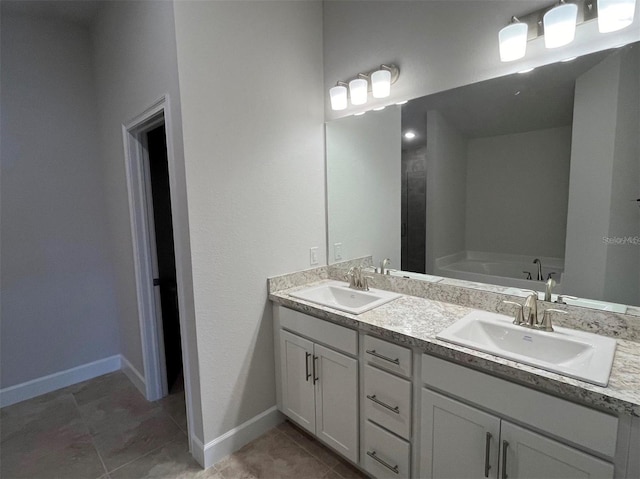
[[305, 352, 311, 381], [366, 450, 399, 475], [501, 440, 509, 479], [313, 355, 319, 384], [365, 349, 400, 365], [484, 432, 492, 478], [366, 394, 400, 414]]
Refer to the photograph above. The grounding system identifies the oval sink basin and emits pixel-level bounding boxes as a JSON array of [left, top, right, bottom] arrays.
[[289, 281, 401, 315], [436, 310, 617, 387]]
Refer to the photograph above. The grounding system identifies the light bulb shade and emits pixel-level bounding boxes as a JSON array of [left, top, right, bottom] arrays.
[[598, 0, 636, 32], [329, 85, 348, 111], [498, 22, 528, 62], [371, 69, 391, 98], [349, 78, 368, 105], [543, 3, 578, 48]]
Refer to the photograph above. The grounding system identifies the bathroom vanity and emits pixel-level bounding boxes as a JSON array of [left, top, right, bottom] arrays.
[[269, 266, 640, 479]]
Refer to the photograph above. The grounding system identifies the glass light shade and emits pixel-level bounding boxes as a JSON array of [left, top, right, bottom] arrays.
[[598, 0, 636, 33], [329, 85, 347, 111], [498, 23, 528, 62], [349, 78, 368, 105], [543, 3, 578, 48], [371, 69, 391, 98]]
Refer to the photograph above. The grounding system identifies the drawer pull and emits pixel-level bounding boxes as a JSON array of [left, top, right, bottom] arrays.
[[305, 352, 311, 381], [366, 394, 400, 414], [367, 450, 399, 474], [366, 349, 400, 365], [502, 440, 509, 479], [484, 432, 492, 478]]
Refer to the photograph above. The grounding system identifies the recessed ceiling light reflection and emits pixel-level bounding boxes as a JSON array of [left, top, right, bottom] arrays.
[[404, 131, 417, 140], [518, 67, 535, 74]]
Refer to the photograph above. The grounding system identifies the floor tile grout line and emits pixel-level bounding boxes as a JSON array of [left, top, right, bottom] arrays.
[[70, 393, 109, 478], [104, 436, 179, 475]]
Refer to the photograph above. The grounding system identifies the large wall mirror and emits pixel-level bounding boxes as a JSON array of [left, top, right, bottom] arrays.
[[326, 42, 639, 314]]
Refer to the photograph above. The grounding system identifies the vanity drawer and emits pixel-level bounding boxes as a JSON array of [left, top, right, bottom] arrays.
[[364, 420, 411, 479], [364, 364, 412, 440], [364, 335, 412, 378], [279, 307, 357, 355]]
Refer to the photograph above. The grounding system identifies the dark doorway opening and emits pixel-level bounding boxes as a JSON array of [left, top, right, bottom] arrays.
[[146, 124, 183, 393]]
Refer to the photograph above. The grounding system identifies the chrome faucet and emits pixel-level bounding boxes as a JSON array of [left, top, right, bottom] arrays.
[[502, 291, 566, 331], [346, 266, 370, 291], [533, 258, 543, 281], [379, 258, 391, 275], [523, 291, 539, 327]]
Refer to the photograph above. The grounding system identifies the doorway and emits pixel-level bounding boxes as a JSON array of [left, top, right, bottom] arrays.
[[145, 124, 183, 393]]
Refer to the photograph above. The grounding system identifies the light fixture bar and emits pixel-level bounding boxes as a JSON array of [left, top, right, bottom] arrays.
[[329, 64, 401, 110]]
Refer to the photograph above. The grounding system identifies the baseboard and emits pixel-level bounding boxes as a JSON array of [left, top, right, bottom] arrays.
[[120, 355, 146, 397], [0, 355, 122, 408], [192, 406, 284, 469]]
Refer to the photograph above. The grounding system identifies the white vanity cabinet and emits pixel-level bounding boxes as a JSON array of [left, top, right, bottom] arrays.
[[421, 390, 613, 479], [276, 307, 359, 463], [421, 355, 617, 479]]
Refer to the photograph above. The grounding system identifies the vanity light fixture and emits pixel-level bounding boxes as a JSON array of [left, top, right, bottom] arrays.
[[329, 64, 400, 110], [497, 0, 634, 62], [330, 82, 348, 111], [598, 0, 636, 32], [499, 17, 529, 61], [543, 2, 578, 48], [349, 77, 369, 105]]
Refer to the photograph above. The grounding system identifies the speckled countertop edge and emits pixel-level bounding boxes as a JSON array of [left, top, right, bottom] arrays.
[[270, 280, 640, 418]]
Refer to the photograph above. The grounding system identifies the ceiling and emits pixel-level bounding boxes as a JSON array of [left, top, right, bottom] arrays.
[[401, 47, 614, 145]]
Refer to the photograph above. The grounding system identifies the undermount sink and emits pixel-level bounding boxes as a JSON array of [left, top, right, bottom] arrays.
[[436, 310, 617, 387], [289, 281, 401, 315]]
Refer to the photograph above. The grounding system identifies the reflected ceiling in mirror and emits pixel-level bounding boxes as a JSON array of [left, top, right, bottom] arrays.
[[326, 42, 640, 314]]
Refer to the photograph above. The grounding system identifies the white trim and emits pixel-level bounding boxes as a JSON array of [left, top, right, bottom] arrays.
[[193, 406, 284, 469], [120, 355, 147, 397], [122, 100, 166, 402], [0, 355, 121, 408], [122, 95, 198, 456]]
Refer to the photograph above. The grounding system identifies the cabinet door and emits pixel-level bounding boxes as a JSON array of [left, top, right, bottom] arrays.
[[500, 421, 614, 479], [280, 330, 316, 434], [421, 389, 501, 479], [314, 343, 359, 463]]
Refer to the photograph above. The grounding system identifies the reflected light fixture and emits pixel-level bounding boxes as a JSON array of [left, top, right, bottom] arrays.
[[329, 83, 348, 111], [404, 131, 417, 140], [543, 2, 578, 48], [329, 64, 400, 111], [349, 77, 368, 105], [499, 17, 528, 62], [598, 0, 636, 32]]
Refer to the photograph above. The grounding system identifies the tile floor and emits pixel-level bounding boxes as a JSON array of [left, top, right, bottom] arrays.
[[0, 372, 367, 479]]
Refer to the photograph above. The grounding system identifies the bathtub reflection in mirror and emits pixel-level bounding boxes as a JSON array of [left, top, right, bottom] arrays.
[[326, 42, 640, 312]]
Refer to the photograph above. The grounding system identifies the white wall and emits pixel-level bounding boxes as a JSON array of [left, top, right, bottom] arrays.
[[91, 1, 203, 439], [0, 12, 119, 388], [426, 110, 467, 272], [466, 127, 572, 258], [603, 46, 640, 305], [564, 50, 625, 301], [323, 1, 640, 120], [326, 107, 401, 267], [173, 0, 325, 448]]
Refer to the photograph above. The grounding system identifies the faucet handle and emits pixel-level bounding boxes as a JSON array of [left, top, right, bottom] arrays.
[[538, 309, 567, 332], [555, 295, 577, 304], [502, 300, 525, 325]]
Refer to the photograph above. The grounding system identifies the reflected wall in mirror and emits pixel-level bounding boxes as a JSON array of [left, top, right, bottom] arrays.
[[326, 42, 640, 312]]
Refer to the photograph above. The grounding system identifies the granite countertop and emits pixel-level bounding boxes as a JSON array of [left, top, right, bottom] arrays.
[[270, 280, 640, 418]]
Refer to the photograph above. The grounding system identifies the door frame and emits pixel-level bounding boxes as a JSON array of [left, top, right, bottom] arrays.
[[122, 96, 194, 435]]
